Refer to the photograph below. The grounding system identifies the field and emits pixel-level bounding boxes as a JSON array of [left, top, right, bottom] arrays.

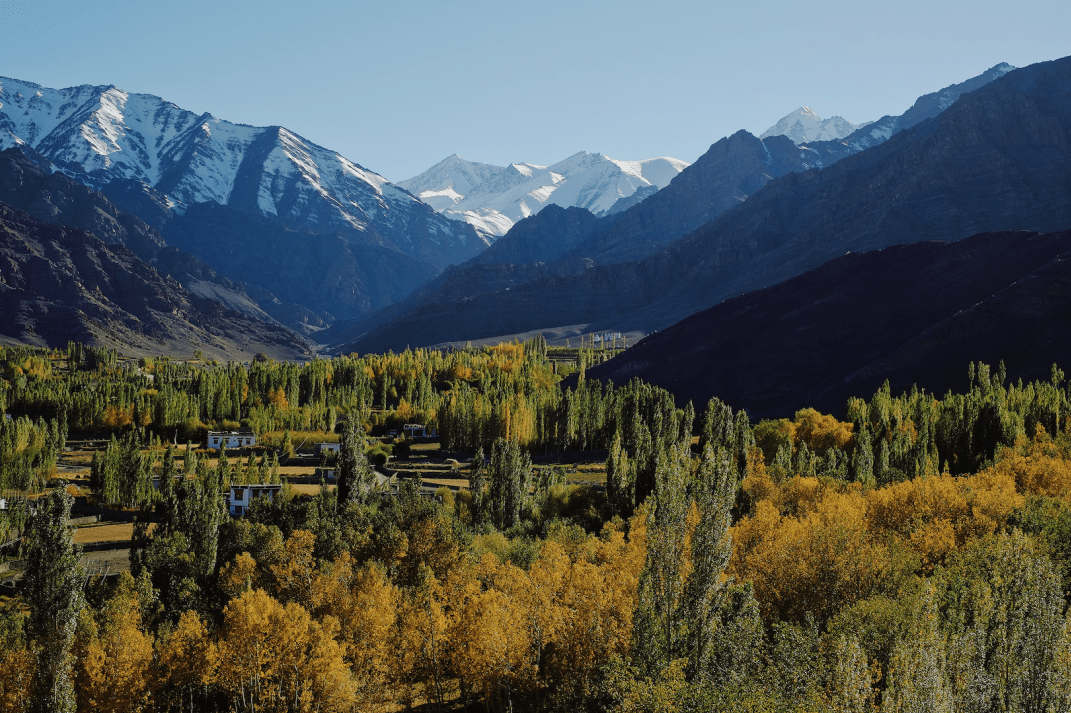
[[73, 521, 156, 545], [288, 483, 332, 496]]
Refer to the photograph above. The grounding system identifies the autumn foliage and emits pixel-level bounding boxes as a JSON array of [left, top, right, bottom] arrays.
[[8, 349, 1071, 711]]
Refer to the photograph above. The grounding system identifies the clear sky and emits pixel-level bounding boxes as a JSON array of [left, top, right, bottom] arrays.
[[1, 0, 1068, 182]]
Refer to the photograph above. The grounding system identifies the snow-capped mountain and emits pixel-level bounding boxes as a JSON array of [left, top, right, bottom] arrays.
[[399, 152, 689, 238], [843, 62, 1017, 153], [0, 76, 487, 269], [795, 63, 1018, 169], [759, 106, 870, 144]]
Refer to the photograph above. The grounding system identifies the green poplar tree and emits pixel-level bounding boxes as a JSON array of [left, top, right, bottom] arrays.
[[487, 438, 531, 530], [24, 489, 83, 713], [680, 446, 736, 680], [337, 419, 374, 507], [468, 447, 487, 529], [632, 443, 691, 676]]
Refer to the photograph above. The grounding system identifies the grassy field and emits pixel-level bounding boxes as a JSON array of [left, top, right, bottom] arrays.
[[73, 521, 157, 544], [422, 478, 469, 488], [80, 548, 131, 574], [288, 483, 332, 496]]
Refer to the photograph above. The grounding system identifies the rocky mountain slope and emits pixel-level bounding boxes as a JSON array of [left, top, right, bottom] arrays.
[[797, 62, 1015, 167], [340, 56, 1071, 354], [0, 147, 280, 325], [398, 152, 688, 239], [583, 230, 1071, 419], [760, 106, 869, 143], [0, 202, 309, 360]]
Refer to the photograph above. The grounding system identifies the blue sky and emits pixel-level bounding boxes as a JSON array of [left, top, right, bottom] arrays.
[[2, 0, 1068, 182]]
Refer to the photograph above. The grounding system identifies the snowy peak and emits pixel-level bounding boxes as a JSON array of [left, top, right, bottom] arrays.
[[0, 75, 487, 270], [400, 150, 689, 238], [760, 106, 870, 144]]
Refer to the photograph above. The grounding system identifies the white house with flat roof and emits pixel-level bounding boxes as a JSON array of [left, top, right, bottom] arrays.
[[208, 428, 256, 450], [403, 424, 436, 438], [228, 483, 282, 516]]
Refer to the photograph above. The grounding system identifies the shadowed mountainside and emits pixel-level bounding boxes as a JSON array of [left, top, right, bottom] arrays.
[[0, 148, 283, 325], [583, 230, 1071, 419], [0, 202, 310, 360]]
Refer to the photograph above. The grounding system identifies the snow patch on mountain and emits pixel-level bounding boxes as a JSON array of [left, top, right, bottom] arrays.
[[760, 106, 871, 144], [399, 152, 689, 238]]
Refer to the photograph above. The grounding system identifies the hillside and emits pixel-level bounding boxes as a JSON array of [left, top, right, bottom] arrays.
[[0, 147, 285, 325], [584, 230, 1071, 418], [0, 202, 310, 360]]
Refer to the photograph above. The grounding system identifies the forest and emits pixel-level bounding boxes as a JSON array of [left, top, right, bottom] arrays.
[[3, 341, 1071, 712]]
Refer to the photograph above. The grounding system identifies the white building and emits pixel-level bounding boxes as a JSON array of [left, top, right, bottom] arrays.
[[207, 428, 256, 450], [228, 483, 282, 516], [403, 424, 436, 438], [316, 442, 340, 455]]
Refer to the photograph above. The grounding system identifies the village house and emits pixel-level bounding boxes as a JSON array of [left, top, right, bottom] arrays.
[[227, 483, 282, 516], [207, 428, 256, 450], [403, 424, 436, 438], [315, 442, 340, 455]]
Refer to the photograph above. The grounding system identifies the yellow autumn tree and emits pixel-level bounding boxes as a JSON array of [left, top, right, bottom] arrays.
[[219, 551, 260, 599], [393, 566, 452, 709], [449, 558, 532, 713], [730, 491, 914, 624], [155, 610, 217, 713], [987, 426, 1071, 497], [270, 529, 317, 604], [75, 572, 155, 713], [310, 554, 398, 708], [0, 636, 34, 713], [546, 521, 646, 707], [216, 588, 355, 712]]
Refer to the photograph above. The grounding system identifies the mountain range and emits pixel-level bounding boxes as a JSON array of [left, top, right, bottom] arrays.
[[397, 152, 689, 239], [336, 60, 1031, 354], [0, 76, 488, 331], [2, 54, 1064, 395]]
